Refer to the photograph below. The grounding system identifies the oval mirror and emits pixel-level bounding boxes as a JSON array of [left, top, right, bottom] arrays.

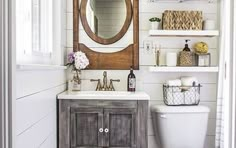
[[80, 0, 132, 45]]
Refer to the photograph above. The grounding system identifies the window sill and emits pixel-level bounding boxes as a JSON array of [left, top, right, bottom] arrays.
[[16, 64, 67, 71]]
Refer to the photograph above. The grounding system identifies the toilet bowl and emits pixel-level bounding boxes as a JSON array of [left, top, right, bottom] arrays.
[[151, 105, 210, 148]]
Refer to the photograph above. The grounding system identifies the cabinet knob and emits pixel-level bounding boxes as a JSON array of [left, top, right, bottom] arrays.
[[99, 128, 104, 133], [104, 128, 109, 133]]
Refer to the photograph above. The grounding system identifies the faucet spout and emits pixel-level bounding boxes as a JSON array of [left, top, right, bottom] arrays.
[[102, 71, 108, 90]]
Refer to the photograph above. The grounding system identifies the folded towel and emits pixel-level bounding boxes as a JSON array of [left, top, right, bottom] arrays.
[[181, 76, 198, 86], [166, 79, 182, 86]]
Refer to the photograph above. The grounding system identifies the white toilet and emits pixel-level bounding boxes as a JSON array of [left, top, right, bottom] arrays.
[[151, 105, 210, 148]]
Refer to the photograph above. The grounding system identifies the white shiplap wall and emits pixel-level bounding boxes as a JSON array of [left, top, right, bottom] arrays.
[[15, 0, 67, 147], [66, 0, 219, 147], [15, 69, 67, 148]]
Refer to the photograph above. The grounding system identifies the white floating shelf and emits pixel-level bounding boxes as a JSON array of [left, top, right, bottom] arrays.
[[149, 30, 219, 37], [149, 66, 219, 73], [149, 0, 215, 3]]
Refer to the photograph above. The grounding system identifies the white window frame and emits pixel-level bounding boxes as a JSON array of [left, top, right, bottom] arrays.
[[16, 0, 65, 66]]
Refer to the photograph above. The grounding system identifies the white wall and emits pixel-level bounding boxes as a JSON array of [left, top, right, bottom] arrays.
[[15, 69, 67, 148], [66, 0, 219, 147], [15, 0, 67, 147]]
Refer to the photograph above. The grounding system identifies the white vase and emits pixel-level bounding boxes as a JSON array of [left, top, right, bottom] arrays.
[[151, 22, 160, 30]]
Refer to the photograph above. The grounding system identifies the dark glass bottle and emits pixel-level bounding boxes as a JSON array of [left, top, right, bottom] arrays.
[[127, 66, 136, 92], [183, 39, 191, 51]]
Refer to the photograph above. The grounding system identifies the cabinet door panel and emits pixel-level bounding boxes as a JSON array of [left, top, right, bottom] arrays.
[[104, 108, 136, 148], [71, 108, 103, 148]]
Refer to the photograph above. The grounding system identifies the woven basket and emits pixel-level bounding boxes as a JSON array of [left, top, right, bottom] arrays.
[[162, 10, 203, 30]]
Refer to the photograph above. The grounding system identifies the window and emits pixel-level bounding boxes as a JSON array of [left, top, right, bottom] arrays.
[[16, 0, 62, 65]]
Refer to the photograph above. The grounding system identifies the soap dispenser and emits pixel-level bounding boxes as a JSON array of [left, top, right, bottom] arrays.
[[127, 66, 136, 92], [179, 40, 193, 66]]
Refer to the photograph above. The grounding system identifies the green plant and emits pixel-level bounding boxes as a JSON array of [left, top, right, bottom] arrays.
[[149, 17, 161, 22]]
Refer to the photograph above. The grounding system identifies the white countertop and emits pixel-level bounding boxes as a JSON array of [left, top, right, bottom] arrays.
[[57, 91, 150, 100]]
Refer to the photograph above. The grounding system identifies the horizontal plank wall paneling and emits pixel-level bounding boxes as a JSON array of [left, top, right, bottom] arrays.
[[16, 70, 67, 99], [16, 70, 66, 147], [16, 110, 56, 148], [16, 3, 67, 145], [16, 69, 67, 148], [66, 0, 219, 147], [39, 133, 57, 148], [16, 84, 66, 135], [16, 0, 67, 147]]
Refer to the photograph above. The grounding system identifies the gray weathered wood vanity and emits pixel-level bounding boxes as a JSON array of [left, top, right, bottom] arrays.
[[58, 91, 149, 148]]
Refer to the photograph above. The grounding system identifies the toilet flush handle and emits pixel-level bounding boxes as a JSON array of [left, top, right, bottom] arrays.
[[160, 114, 167, 118]]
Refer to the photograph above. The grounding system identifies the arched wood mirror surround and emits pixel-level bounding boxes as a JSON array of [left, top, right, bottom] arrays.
[[73, 0, 139, 70]]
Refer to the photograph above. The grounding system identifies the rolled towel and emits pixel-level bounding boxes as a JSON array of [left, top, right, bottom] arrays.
[[166, 79, 182, 86], [181, 76, 198, 86]]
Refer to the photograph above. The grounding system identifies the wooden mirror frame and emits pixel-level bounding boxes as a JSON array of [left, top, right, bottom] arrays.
[[80, 0, 132, 45], [73, 0, 139, 70]]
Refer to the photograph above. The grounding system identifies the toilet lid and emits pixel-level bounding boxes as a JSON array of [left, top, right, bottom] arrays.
[[151, 105, 210, 113]]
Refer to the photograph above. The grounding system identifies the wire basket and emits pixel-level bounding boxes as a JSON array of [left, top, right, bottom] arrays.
[[163, 84, 201, 106]]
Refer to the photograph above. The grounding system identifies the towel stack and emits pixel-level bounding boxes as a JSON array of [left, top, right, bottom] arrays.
[[166, 77, 198, 87], [164, 77, 200, 105]]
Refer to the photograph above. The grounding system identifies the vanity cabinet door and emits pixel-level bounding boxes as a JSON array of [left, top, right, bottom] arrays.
[[103, 108, 136, 148], [70, 108, 104, 148]]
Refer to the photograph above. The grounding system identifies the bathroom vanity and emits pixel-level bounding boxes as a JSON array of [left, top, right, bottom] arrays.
[[58, 91, 149, 148]]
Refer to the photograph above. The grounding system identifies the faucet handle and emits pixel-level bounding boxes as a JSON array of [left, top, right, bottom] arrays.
[[108, 79, 120, 91], [110, 79, 120, 82], [90, 79, 102, 91], [90, 79, 99, 82]]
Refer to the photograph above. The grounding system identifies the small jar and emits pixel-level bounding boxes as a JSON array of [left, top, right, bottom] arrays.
[[179, 51, 193, 66]]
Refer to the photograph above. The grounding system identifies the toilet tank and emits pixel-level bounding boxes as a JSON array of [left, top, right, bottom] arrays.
[[151, 105, 210, 148]]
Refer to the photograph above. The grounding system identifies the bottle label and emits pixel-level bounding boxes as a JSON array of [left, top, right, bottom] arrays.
[[129, 78, 136, 88]]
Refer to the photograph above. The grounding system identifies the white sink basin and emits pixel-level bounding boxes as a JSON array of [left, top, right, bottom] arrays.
[[73, 91, 132, 95], [58, 91, 150, 100]]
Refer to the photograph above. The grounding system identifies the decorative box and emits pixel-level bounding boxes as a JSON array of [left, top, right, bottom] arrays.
[[179, 51, 194, 66], [195, 53, 211, 66], [162, 10, 203, 30]]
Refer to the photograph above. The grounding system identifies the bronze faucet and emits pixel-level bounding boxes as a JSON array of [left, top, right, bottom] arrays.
[[102, 71, 109, 90], [90, 71, 120, 91]]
